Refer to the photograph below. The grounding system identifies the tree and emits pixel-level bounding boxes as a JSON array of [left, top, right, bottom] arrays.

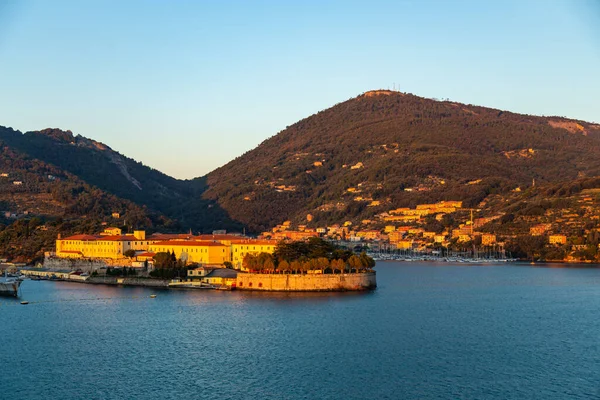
[[123, 249, 136, 258], [263, 257, 275, 272], [290, 260, 302, 274], [243, 253, 257, 271], [257, 252, 274, 272], [331, 259, 344, 273], [278, 259, 290, 273], [316, 257, 330, 272], [347, 255, 362, 272], [154, 252, 174, 269], [359, 252, 375, 269]]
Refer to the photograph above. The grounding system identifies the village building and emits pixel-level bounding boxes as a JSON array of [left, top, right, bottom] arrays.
[[530, 223, 552, 236], [481, 234, 497, 246], [549, 235, 567, 245]]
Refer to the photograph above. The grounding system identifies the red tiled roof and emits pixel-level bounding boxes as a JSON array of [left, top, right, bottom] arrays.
[[230, 239, 277, 245], [61, 234, 141, 242], [99, 235, 138, 241], [137, 252, 156, 257], [148, 233, 195, 241], [150, 241, 228, 247], [61, 234, 99, 241], [195, 234, 246, 241]]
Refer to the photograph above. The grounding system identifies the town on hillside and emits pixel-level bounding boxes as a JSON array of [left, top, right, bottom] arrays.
[[260, 196, 600, 263]]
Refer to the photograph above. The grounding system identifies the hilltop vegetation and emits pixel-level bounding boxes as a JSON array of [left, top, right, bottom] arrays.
[[0, 126, 243, 233], [203, 90, 600, 231], [0, 139, 170, 262]]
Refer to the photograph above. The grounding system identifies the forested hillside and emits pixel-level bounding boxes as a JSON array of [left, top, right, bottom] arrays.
[[202, 90, 600, 231], [0, 139, 173, 262], [0, 126, 242, 233]]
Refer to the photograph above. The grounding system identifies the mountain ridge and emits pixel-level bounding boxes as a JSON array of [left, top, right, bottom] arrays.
[[3, 89, 600, 261]]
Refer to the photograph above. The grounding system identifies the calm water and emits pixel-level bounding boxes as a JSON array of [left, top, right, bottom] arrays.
[[3, 262, 600, 399]]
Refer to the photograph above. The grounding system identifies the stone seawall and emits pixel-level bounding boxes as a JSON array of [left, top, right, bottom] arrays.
[[43, 257, 132, 272], [236, 272, 376, 292], [43, 257, 109, 273], [87, 277, 169, 287]]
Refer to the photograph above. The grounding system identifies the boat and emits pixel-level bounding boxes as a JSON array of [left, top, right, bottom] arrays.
[[150, 294, 157, 298], [0, 272, 22, 297]]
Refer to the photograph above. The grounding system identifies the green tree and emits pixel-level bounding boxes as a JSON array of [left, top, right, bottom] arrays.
[[278, 259, 290, 273], [290, 260, 302, 274], [243, 253, 257, 271], [123, 249, 136, 258], [154, 252, 174, 269], [347, 255, 362, 272]]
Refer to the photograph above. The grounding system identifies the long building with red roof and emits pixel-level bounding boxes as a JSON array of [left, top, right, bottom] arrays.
[[55, 228, 278, 268]]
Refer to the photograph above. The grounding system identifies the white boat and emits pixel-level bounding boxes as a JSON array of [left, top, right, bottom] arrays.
[[0, 272, 21, 297]]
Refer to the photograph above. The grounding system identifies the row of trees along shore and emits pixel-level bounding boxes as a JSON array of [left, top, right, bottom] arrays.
[[243, 238, 375, 274]]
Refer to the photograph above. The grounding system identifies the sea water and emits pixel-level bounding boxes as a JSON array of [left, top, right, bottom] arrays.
[[2, 262, 600, 399]]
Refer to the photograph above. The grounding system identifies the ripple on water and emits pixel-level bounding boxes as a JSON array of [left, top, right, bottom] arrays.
[[4, 264, 600, 400]]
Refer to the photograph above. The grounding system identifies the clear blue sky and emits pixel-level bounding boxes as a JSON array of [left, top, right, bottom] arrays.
[[0, 0, 598, 179]]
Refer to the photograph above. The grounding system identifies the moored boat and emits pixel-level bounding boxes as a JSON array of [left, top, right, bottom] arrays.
[[0, 272, 21, 297]]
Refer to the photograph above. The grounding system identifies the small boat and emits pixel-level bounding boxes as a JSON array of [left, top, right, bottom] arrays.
[[150, 294, 157, 298], [0, 271, 21, 297], [20, 301, 29, 305]]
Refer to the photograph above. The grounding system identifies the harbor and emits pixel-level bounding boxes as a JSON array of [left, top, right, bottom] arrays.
[[367, 248, 518, 263]]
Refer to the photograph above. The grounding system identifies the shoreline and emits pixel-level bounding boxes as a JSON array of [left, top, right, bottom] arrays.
[[23, 272, 378, 292]]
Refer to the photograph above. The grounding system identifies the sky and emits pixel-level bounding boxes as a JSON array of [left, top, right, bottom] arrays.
[[0, 0, 598, 179]]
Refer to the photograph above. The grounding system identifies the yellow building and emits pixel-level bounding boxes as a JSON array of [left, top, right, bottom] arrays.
[[457, 234, 472, 242], [355, 230, 381, 240], [434, 234, 446, 243], [481, 234, 497, 246], [530, 224, 552, 236], [56, 230, 150, 259], [148, 241, 229, 265], [549, 235, 567, 245], [388, 231, 405, 243], [230, 240, 277, 270], [101, 227, 122, 236], [55, 227, 276, 268], [395, 240, 413, 250], [383, 215, 420, 222]]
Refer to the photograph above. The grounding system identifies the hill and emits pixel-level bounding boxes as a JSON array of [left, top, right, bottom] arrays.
[[3, 89, 600, 262], [202, 90, 600, 231], [0, 126, 243, 233], [0, 135, 173, 262]]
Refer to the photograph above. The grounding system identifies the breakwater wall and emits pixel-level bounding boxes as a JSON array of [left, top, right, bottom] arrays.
[[86, 277, 169, 287], [236, 272, 376, 291], [44, 257, 108, 273], [43, 257, 133, 273]]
